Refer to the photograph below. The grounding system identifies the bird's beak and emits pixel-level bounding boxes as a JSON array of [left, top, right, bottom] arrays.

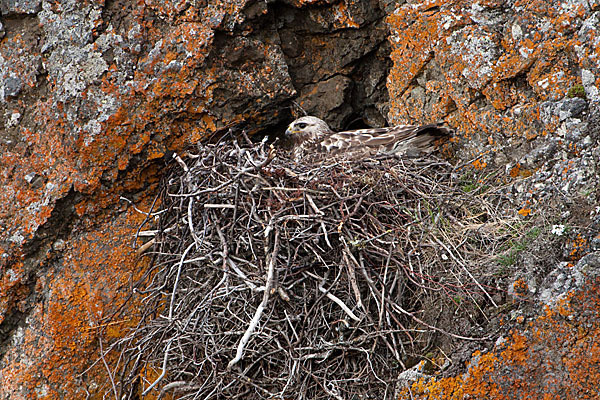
[[284, 127, 296, 138]]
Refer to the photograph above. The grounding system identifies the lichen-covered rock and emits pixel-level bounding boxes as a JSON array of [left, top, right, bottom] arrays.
[[387, 0, 600, 244], [387, 0, 600, 153], [0, 34, 40, 102], [386, 2, 600, 397]]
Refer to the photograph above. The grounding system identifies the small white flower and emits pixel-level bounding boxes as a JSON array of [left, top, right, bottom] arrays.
[[551, 224, 565, 235]]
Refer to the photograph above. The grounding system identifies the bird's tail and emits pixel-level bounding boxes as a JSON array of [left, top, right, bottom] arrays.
[[409, 123, 453, 153]]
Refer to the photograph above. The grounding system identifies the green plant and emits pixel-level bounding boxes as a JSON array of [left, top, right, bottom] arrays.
[[496, 226, 542, 266], [567, 84, 586, 99], [459, 172, 478, 193], [526, 227, 541, 240], [458, 170, 492, 194]]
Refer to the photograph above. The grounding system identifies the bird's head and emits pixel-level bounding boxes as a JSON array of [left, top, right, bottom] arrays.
[[284, 116, 333, 145]]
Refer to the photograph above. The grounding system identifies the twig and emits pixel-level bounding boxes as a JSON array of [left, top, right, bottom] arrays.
[[203, 204, 236, 209], [434, 237, 498, 308], [227, 229, 280, 369], [341, 240, 363, 310], [170, 147, 275, 198], [168, 242, 195, 321], [357, 258, 486, 341], [98, 336, 119, 400], [304, 270, 361, 322], [142, 340, 173, 396], [135, 238, 156, 256], [172, 152, 190, 172]]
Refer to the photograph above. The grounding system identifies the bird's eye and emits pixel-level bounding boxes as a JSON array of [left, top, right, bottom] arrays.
[[296, 122, 308, 129]]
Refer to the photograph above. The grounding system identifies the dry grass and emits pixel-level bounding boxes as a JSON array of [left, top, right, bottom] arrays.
[[111, 138, 534, 399]]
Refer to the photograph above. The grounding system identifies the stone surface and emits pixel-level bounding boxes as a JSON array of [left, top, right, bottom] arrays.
[[0, 0, 600, 398], [0, 0, 41, 15]]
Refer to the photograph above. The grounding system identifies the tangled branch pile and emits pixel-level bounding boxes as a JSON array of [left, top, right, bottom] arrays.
[[115, 139, 523, 399]]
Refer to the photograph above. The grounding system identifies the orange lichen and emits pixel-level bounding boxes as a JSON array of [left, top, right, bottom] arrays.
[[509, 164, 522, 178], [472, 159, 487, 170], [332, 1, 360, 29], [509, 163, 535, 179], [518, 207, 532, 217], [568, 234, 588, 262], [513, 279, 529, 297]]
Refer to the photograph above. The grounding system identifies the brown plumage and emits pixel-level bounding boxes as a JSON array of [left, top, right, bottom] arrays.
[[284, 116, 453, 162]]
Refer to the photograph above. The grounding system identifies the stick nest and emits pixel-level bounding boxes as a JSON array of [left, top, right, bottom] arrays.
[[116, 138, 521, 399]]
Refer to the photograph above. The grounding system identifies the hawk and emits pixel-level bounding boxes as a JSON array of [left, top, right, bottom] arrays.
[[284, 116, 453, 161]]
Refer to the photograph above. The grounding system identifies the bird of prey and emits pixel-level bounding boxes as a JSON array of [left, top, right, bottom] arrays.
[[284, 116, 452, 162]]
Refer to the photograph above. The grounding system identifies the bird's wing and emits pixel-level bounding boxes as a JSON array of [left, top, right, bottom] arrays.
[[320, 124, 451, 154], [320, 127, 390, 152]]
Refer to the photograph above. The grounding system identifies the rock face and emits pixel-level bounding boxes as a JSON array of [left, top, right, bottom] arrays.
[[0, 0, 599, 398], [388, 0, 600, 212]]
